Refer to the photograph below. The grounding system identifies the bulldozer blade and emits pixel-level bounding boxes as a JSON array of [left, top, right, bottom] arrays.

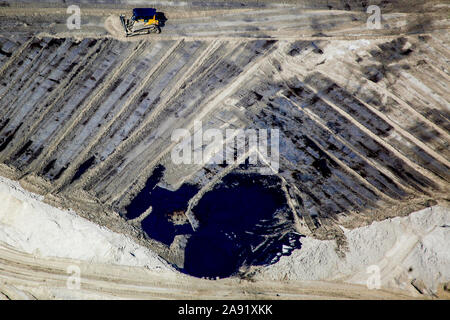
[[119, 15, 129, 36]]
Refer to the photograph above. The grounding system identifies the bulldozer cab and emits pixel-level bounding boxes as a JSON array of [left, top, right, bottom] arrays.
[[120, 8, 161, 36], [131, 8, 158, 24]]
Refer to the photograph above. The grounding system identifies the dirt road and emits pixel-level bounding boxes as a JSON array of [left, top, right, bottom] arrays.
[[0, 241, 418, 299]]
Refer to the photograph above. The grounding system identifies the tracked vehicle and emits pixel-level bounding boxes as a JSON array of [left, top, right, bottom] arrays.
[[120, 8, 161, 37]]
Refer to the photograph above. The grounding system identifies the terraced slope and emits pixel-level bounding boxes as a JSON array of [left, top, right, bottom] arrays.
[[0, 1, 448, 277]]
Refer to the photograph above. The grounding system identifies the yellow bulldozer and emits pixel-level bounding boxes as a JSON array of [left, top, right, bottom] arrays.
[[120, 8, 161, 36]]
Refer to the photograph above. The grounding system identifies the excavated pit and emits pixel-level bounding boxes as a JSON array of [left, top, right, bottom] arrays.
[[126, 165, 302, 278], [0, 0, 449, 278]]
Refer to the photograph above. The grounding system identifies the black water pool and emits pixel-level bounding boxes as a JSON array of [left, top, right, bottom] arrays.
[[126, 167, 302, 278]]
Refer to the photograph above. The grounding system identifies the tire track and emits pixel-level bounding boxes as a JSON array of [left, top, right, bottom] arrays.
[[84, 40, 224, 198], [25, 41, 146, 176], [0, 40, 104, 164], [78, 39, 186, 194], [288, 62, 448, 190], [107, 41, 278, 208]]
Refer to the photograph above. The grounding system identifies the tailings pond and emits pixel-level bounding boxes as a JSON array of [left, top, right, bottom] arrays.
[[126, 166, 302, 278]]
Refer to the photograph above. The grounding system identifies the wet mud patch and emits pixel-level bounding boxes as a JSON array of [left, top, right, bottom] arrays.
[[0, 123, 22, 153], [70, 155, 96, 184], [362, 37, 415, 84]]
